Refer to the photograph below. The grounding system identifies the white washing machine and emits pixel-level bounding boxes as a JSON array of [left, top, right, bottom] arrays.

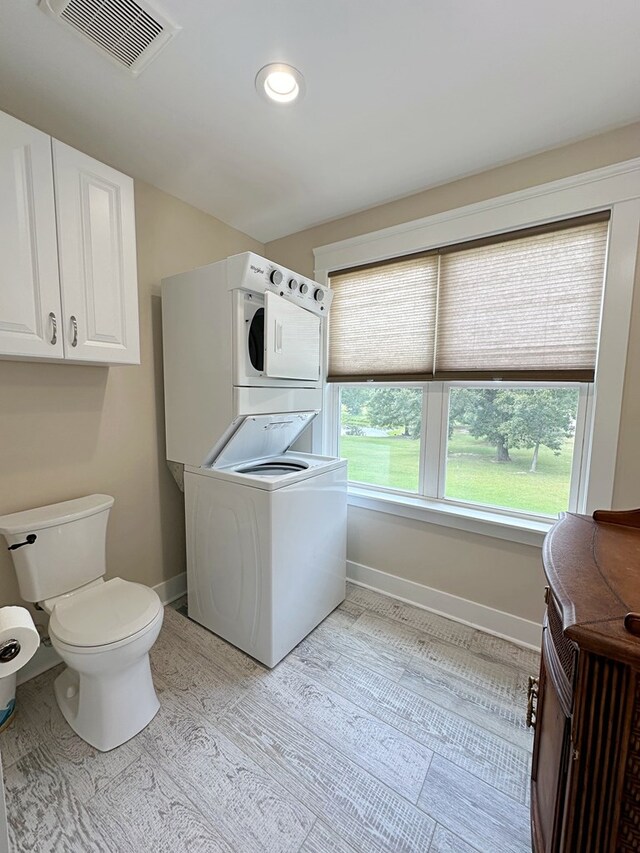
[[184, 412, 347, 668], [162, 254, 347, 666]]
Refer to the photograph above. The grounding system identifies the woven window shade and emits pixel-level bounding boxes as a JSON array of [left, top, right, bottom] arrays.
[[436, 220, 609, 379], [328, 213, 609, 382], [328, 255, 438, 381]]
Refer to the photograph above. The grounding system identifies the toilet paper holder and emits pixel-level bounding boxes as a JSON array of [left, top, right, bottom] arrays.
[[0, 640, 21, 663]]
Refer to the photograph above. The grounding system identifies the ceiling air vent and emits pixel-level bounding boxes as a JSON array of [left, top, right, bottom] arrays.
[[40, 0, 180, 75]]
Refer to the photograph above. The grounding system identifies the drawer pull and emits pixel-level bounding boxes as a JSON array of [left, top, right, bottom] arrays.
[[526, 676, 539, 729]]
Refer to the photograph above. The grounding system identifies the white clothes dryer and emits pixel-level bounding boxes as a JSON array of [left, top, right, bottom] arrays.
[[162, 252, 332, 469], [183, 412, 347, 668]]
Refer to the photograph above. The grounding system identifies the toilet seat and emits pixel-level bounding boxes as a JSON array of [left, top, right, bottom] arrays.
[[48, 577, 162, 648], [50, 607, 164, 656]]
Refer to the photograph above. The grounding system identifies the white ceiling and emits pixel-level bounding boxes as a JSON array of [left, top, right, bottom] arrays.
[[1, 1, 639, 242]]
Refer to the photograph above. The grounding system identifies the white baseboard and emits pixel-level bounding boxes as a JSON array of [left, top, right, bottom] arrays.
[[347, 560, 542, 650], [153, 572, 187, 605]]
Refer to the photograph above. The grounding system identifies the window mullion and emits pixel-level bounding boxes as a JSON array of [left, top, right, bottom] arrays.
[[323, 383, 340, 457], [422, 381, 445, 498], [570, 383, 594, 512], [436, 383, 450, 499]]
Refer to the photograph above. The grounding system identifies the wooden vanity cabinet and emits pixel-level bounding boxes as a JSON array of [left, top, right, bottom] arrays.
[[530, 508, 640, 853]]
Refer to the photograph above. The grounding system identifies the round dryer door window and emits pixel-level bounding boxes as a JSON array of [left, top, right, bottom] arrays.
[[248, 308, 265, 371]]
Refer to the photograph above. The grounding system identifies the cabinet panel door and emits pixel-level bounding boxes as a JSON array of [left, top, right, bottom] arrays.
[[531, 647, 571, 852], [53, 141, 140, 364], [0, 112, 63, 358], [0, 750, 8, 853]]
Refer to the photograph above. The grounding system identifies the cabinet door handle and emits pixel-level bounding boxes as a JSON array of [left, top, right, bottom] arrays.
[[70, 315, 78, 348], [48, 312, 57, 345], [624, 612, 640, 637], [526, 676, 539, 729]]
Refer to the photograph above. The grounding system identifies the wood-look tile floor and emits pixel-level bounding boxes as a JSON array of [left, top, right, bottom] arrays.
[[1, 584, 538, 852]]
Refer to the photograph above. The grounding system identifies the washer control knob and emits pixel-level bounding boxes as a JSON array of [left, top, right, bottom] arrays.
[[314, 288, 325, 303], [299, 282, 309, 295], [270, 269, 283, 286], [288, 278, 298, 290]]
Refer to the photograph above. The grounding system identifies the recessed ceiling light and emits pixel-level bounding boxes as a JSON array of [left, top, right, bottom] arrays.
[[256, 63, 305, 104]]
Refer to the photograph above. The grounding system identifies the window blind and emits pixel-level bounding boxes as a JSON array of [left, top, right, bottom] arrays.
[[328, 212, 610, 382], [328, 255, 438, 380]]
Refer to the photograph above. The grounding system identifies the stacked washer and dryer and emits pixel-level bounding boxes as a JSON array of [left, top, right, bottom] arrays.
[[161, 252, 347, 667]]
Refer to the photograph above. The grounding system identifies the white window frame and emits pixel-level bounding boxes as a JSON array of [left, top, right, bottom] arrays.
[[428, 381, 593, 514], [313, 158, 640, 547], [328, 380, 591, 541]]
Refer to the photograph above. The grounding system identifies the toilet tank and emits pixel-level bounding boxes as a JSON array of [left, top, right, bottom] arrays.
[[0, 495, 114, 602]]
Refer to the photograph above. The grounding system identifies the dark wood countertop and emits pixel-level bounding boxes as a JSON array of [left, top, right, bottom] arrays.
[[543, 509, 640, 665]]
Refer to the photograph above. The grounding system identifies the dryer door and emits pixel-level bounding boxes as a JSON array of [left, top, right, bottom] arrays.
[[264, 291, 321, 381]]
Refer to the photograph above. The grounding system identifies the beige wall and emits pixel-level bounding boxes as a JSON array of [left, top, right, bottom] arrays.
[[0, 181, 262, 618], [266, 121, 640, 624]]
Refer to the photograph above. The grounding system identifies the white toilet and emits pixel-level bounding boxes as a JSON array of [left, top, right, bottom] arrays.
[[0, 494, 163, 752]]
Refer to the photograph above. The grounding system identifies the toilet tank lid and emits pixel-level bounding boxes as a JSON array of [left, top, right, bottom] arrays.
[[0, 494, 114, 535]]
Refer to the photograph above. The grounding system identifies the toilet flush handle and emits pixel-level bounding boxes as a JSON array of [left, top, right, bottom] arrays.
[[7, 534, 37, 551]]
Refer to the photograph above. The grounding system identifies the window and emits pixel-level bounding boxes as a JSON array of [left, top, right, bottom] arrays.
[[326, 214, 610, 525], [334, 381, 588, 521], [339, 386, 423, 492], [444, 385, 582, 517], [316, 162, 640, 542]]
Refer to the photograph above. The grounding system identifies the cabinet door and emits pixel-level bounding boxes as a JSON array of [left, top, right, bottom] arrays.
[[531, 645, 571, 852], [53, 140, 140, 364], [0, 112, 63, 358], [0, 750, 8, 853]]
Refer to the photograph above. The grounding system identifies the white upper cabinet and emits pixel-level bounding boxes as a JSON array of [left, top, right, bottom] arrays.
[[0, 111, 140, 365], [53, 141, 139, 364], [0, 112, 63, 359]]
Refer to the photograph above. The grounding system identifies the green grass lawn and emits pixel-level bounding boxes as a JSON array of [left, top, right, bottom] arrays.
[[341, 434, 421, 492], [340, 429, 574, 517]]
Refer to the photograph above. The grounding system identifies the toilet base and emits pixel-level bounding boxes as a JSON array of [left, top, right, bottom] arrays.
[[54, 653, 160, 752]]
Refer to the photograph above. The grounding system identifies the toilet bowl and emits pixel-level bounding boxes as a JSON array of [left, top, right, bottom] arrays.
[[0, 495, 164, 751], [45, 577, 163, 751]]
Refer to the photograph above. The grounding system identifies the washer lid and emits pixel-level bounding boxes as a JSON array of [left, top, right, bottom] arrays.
[[49, 578, 161, 647], [212, 411, 317, 469]]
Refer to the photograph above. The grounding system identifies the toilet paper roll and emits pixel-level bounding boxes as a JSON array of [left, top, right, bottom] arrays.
[[0, 607, 40, 678]]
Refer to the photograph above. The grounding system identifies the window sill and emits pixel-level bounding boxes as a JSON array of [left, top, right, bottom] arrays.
[[347, 486, 552, 547]]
